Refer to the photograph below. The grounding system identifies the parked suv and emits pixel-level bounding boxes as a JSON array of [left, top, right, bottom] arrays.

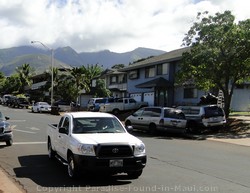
[[177, 105, 226, 132], [87, 97, 116, 111], [125, 107, 187, 134]]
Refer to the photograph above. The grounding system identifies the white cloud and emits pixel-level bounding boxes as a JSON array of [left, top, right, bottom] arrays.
[[0, 0, 249, 52]]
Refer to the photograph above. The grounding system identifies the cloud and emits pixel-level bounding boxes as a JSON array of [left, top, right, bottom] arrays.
[[0, 0, 249, 52]]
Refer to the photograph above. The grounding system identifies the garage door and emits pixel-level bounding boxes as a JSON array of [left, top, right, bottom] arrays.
[[130, 93, 142, 102], [144, 92, 154, 106]]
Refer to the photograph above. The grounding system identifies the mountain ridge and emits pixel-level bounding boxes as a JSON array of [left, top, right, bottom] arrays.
[[0, 46, 166, 76]]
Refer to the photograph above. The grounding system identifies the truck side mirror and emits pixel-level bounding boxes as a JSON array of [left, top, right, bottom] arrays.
[[59, 127, 68, 134], [126, 125, 133, 133]]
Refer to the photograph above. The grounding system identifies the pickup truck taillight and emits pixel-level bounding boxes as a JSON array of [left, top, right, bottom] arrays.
[[159, 119, 164, 125]]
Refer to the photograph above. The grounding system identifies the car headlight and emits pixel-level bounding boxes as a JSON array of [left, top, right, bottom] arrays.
[[78, 144, 95, 156], [3, 124, 12, 133], [134, 143, 146, 156]]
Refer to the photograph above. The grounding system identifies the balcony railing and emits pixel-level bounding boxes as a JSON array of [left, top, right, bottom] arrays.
[[108, 83, 127, 91]]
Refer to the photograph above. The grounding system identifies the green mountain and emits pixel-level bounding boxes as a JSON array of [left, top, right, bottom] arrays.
[[0, 46, 166, 76]]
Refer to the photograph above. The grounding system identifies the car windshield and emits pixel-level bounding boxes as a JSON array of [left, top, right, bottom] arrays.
[[72, 117, 126, 134]]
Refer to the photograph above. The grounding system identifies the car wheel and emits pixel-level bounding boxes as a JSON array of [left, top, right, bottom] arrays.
[[149, 123, 157, 134], [48, 139, 56, 159], [112, 109, 119, 115], [6, 139, 13, 146], [127, 170, 143, 179], [67, 154, 80, 179]]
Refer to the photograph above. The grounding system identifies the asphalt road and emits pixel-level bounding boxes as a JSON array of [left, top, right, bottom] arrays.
[[0, 106, 250, 193]]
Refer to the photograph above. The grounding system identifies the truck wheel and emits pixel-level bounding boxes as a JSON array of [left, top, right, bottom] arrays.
[[67, 154, 80, 179], [48, 140, 56, 159], [112, 109, 119, 115], [125, 120, 131, 127], [6, 139, 13, 146], [127, 170, 142, 179]]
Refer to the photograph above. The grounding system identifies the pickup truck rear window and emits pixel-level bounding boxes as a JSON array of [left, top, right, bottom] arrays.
[[73, 117, 126, 134]]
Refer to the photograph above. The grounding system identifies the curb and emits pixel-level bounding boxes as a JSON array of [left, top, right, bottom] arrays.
[[0, 167, 25, 193]]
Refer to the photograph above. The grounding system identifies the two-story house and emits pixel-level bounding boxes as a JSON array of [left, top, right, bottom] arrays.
[[100, 68, 127, 98], [119, 47, 206, 107]]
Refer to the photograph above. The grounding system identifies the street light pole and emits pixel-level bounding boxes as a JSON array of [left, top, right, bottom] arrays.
[[31, 41, 54, 105]]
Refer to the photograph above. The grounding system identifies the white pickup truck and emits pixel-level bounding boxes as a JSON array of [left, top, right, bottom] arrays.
[[99, 98, 148, 114], [47, 112, 147, 179]]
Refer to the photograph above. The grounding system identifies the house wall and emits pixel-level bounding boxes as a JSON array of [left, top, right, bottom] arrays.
[[231, 87, 250, 111], [174, 87, 206, 106]]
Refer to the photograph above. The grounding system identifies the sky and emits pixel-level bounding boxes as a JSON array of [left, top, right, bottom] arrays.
[[0, 0, 250, 53]]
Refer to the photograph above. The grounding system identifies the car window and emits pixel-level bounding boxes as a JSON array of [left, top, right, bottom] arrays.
[[62, 117, 70, 134], [141, 110, 151, 117], [96, 99, 105, 103], [149, 108, 161, 117], [129, 99, 136, 103], [133, 108, 144, 117], [204, 106, 224, 117], [179, 107, 200, 115]]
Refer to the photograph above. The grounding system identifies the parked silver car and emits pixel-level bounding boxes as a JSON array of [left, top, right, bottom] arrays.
[[177, 105, 226, 132], [125, 107, 187, 134], [32, 102, 51, 113]]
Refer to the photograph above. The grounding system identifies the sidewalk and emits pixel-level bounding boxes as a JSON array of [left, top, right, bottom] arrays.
[[0, 167, 25, 193]]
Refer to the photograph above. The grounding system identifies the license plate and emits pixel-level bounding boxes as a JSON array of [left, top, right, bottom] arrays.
[[109, 159, 123, 167]]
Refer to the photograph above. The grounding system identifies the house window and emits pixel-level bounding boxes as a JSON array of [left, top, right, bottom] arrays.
[[129, 70, 139, 79], [157, 63, 169, 75], [145, 66, 155, 78], [110, 76, 117, 84], [120, 74, 127, 83], [184, 88, 198, 99]]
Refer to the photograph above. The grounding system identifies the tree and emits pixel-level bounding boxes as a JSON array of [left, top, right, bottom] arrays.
[[83, 64, 102, 88], [0, 72, 6, 94], [70, 66, 89, 102], [3, 74, 21, 94], [177, 11, 250, 117], [111, 64, 125, 69], [15, 63, 33, 94], [93, 79, 111, 97]]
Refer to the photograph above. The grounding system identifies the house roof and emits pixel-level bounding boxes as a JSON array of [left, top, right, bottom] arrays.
[[121, 47, 190, 72], [135, 77, 173, 88]]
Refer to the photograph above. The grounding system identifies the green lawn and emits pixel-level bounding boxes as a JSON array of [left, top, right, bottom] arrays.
[[229, 111, 250, 116]]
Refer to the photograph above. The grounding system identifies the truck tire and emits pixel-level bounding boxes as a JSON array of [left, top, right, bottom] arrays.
[[6, 139, 13, 146], [112, 109, 120, 115], [125, 120, 131, 127], [67, 154, 80, 179], [48, 139, 56, 159], [127, 170, 142, 179]]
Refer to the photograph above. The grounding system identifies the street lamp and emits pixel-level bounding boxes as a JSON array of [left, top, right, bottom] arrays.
[[31, 41, 54, 105]]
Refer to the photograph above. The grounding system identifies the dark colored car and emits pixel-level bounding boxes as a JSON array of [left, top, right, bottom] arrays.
[[0, 111, 13, 146], [13, 97, 30, 108]]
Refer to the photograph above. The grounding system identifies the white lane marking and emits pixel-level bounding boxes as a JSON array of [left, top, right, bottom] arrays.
[[29, 127, 40, 131], [13, 142, 46, 145], [9, 120, 26, 122], [12, 128, 36, 134]]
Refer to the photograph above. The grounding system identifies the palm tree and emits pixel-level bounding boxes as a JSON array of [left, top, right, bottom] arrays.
[[70, 66, 89, 102], [15, 63, 33, 93], [83, 64, 102, 88]]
